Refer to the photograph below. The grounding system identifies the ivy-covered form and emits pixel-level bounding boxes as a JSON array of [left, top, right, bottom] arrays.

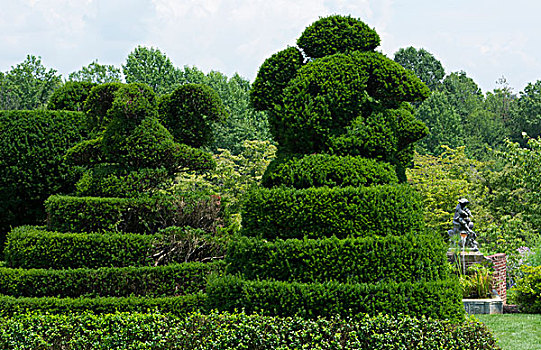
[[209, 15, 463, 320]]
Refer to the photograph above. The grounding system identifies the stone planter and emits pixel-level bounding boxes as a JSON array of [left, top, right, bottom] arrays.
[[463, 295, 503, 314]]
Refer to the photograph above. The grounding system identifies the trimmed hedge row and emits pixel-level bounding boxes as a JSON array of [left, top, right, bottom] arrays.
[[0, 294, 205, 317], [0, 110, 87, 244], [262, 153, 398, 189], [4, 226, 155, 268], [206, 275, 463, 321], [0, 311, 500, 349], [45, 192, 223, 234], [226, 235, 449, 284], [0, 262, 224, 298], [241, 184, 425, 239]]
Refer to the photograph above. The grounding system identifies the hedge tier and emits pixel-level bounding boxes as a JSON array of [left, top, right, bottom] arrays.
[[0, 262, 224, 298], [262, 153, 398, 189], [241, 184, 425, 240], [0, 311, 500, 350], [0, 294, 205, 317], [4, 226, 155, 268], [226, 235, 449, 284], [45, 193, 223, 234], [4, 226, 225, 269], [207, 276, 463, 321]]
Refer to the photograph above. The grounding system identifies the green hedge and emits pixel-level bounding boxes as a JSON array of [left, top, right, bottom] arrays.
[[4, 226, 154, 268], [226, 235, 449, 284], [262, 153, 398, 189], [512, 265, 541, 313], [207, 275, 463, 321], [74, 165, 171, 197], [241, 184, 425, 240], [0, 311, 500, 349], [0, 294, 205, 317], [47, 81, 97, 111], [45, 192, 224, 234], [0, 262, 223, 298], [4, 226, 226, 269], [0, 110, 87, 244]]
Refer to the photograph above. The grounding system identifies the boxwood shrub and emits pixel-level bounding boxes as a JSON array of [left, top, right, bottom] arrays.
[[45, 192, 224, 234], [0, 294, 205, 317], [0, 110, 87, 245], [512, 265, 541, 313], [0, 311, 500, 350], [0, 262, 224, 298], [74, 165, 171, 197], [206, 275, 463, 321], [241, 184, 425, 239], [4, 226, 155, 268], [4, 226, 226, 269], [262, 153, 398, 189], [226, 235, 449, 284]]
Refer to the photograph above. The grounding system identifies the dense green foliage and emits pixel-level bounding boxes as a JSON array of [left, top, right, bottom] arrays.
[[46, 81, 97, 111], [0, 262, 223, 298], [394, 46, 445, 91], [68, 59, 122, 84], [267, 51, 429, 161], [512, 265, 541, 313], [0, 55, 61, 110], [297, 15, 380, 58], [250, 47, 304, 112], [241, 185, 425, 240], [0, 295, 205, 317], [4, 226, 155, 268], [45, 193, 224, 234], [159, 83, 228, 147], [4, 226, 226, 269], [209, 14, 462, 321], [123, 46, 183, 95], [74, 165, 171, 197], [175, 139, 277, 215], [207, 275, 462, 321], [226, 235, 449, 283], [0, 110, 87, 244], [82, 82, 123, 132], [262, 153, 398, 189], [0, 311, 500, 350]]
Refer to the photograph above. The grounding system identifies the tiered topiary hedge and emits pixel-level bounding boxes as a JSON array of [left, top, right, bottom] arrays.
[[0, 81, 228, 317], [206, 14, 463, 321]]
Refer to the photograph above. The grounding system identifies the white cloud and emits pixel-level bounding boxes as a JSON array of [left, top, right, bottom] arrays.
[[0, 0, 539, 92]]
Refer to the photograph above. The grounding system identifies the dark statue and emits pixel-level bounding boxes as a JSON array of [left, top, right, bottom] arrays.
[[448, 198, 479, 251]]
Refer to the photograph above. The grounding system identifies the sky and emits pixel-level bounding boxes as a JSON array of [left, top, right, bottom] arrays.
[[0, 0, 539, 94]]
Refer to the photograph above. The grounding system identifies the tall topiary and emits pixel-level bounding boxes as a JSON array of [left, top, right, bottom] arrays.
[[208, 15, 463, 321], [52, 82, 226, 232]]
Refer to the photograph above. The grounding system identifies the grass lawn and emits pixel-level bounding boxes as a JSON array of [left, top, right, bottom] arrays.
[[476, 314, 541, 350]]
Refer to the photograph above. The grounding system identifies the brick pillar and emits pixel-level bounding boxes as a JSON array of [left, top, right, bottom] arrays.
[[487, 253, 507, 304]]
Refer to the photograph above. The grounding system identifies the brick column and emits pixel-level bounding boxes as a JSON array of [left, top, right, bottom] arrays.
[[487, 253, 507, 304]]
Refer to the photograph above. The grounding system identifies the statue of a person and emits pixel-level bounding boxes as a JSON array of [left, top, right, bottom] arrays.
[[449, 198, 479, 251]]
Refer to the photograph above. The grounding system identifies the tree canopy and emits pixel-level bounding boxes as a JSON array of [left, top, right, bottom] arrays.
[[394, 47, 445, 91]]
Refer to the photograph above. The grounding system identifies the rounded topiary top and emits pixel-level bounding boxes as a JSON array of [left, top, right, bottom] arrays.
[[66, 82, 220, 192], [297, 15, 380, 58], [47, 81, 97, 112], [250, 15, 429, 176], [158, 83, 228, 148]]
